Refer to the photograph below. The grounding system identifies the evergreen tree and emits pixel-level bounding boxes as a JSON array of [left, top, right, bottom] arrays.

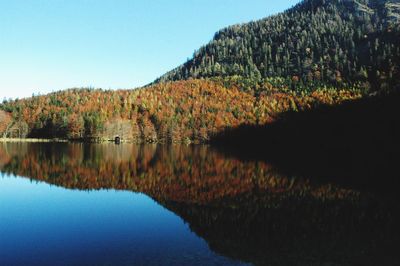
[[156, 0, 400, 91]]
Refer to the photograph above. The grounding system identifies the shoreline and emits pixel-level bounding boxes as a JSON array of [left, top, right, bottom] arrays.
[[0, 138, 68, 143], [0, 138, 196, 144]]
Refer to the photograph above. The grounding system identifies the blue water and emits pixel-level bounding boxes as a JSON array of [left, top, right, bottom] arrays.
[[0, 176, 245, 266], [1, 143, 397, 265]]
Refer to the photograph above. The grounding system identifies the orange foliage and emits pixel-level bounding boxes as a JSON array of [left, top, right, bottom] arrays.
[[0, 143, 360, 205], [0, 80, 362, 142]]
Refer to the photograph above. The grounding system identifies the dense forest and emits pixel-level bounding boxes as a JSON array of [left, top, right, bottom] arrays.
[[157, 0, 400, 91], [0, 79, 361, 142], [1, 0, 399, 142]]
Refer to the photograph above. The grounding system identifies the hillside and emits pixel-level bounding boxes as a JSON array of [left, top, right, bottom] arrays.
[[0, 79, 361, 142], [156, 0, 400, 91], [1, 0, 399, 142]]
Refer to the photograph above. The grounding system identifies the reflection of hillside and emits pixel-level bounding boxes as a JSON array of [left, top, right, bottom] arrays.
[[0, 143, 360, 205], [162, 195, 397, 266], [0, 143, 397, 265], [0, 142, 28, 169]]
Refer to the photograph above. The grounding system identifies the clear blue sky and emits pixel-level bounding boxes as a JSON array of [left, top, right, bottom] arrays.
[[0, 0, 299, 99]]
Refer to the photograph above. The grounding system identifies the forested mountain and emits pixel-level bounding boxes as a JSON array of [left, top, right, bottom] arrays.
[[0, 80, 361, 142], [1, 0, 399, 142], [156, 0, 400, 91]]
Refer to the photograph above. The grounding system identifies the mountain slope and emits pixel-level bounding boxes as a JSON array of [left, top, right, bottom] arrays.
[[156, 0, 400, 91], [1, 1, 399, 142], [0, 80, 361, 142]]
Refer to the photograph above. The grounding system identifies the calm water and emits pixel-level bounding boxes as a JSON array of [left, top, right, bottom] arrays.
[[0, 143, 398, 265]]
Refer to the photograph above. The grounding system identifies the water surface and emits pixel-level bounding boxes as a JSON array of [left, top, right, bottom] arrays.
[[0, 143, 398, 265]]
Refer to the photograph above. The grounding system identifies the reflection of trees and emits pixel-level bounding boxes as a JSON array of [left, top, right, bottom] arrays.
[[0, 143, 360, 205], [162, 194, 397, 266], [0, 143, 397, 265]]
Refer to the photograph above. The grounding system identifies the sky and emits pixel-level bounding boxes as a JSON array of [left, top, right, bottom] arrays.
[[0, 0, 299, 100]]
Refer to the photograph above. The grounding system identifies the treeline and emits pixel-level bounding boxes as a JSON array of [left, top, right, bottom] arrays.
[[156, 0, 400, 91], [0, 79, 362, 142]]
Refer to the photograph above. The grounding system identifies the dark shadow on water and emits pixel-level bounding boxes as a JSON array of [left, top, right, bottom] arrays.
[[211, 91, 400, 196], [160, 194, 398, 266]]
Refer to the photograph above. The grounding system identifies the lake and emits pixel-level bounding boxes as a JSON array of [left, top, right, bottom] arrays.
[[0, 143, 398, 265]]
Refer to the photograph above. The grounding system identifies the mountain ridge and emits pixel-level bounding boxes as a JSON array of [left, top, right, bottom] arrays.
[[156, 0, 400, 92]]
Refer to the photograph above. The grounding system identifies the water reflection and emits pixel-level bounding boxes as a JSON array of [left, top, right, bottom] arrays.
[[0, 143, 398, 265]]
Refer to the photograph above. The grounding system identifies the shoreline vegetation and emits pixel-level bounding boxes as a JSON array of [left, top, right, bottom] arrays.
[[0, 137, 188, 144], [0, 138, 68, 143], [0, 137, 147, 144], [0, 85, 396, 149], [0, 79, 364, 144]]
